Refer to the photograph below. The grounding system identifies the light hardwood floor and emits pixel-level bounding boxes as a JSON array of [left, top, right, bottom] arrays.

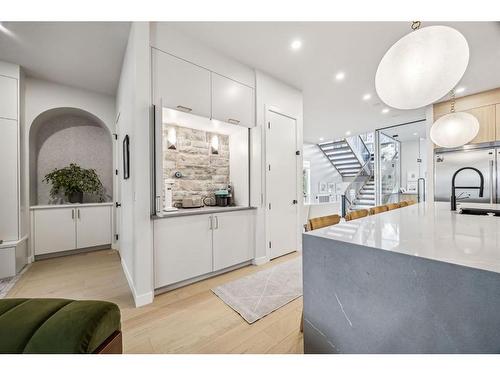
[[7, 249, 303, 354]]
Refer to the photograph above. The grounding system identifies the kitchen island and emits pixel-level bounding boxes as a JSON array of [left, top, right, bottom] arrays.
[[303, 202, 500, 353]]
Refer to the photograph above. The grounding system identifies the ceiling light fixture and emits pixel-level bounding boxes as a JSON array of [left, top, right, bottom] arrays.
[[319, 137, 324, 141], [381, 108, 390, 114], [362, 93, 372, 101], [335, 72, 345, 81], [376, 22, 469, 110], [345, 131, 352, 136], [430, 89, 479, 148], [413, 132, 418, 136], [455, 86, 466, 94], [290, 39, 302, 51]]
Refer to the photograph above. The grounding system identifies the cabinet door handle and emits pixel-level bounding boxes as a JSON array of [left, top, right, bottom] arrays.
[[77, 209, 80, 219], [209, 216, 213, 230], [72, 209, 74, 220], [176, 105, 193, 113], [215, 216, 219, 229], [227, 119, 240, 125]]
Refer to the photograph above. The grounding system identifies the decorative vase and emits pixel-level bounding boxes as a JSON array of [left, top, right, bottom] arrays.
[[68, 191, 83, 204]]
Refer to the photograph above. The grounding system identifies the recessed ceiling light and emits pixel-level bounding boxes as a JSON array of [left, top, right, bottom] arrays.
[[362, 93, 372, 101], [455, 86, 466, 94], [345, 131, 352, 136], [381, 108, 390, 114], [319, 137, 324, 141], [335, 72, 345, 81], [413, 132, 418, 136], [290, 39, 302, 51]]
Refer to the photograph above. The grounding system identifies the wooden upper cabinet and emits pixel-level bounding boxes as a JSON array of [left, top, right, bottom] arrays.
[[466, 105, 496, 144], [211, 73, 255, 127], [152, 49, 211, 118]]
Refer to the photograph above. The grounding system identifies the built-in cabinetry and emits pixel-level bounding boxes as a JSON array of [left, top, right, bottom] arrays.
[[0, 61, 27, 278], [154, 209, 255, 289], [152, 48, 255, 127], [31, 203, 113, 256], [433, 87, 500, 145]]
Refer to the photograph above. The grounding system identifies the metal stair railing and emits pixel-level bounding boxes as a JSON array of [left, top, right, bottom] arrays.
[[341, 158, 374, 217]]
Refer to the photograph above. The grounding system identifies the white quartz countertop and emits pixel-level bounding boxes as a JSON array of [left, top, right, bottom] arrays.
[[153, 205, 256, 219], [306, 202, 500, 274], [30, 202, 113, 210]]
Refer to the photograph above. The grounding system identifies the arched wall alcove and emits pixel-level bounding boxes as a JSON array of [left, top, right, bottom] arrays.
[[29, 107, 113, 205]]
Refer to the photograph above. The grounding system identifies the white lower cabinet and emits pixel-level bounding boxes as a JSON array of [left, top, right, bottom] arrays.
[[32, 204, 112, 256], [154, 214, 213, 288], [154, 209, 255, 289], [76, 206, 112, 248], [212, 210, 255, 271]]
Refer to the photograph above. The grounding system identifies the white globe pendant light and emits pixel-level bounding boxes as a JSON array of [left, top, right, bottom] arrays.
[[376, 22, 469, 110], [430, 90, 479, 148]]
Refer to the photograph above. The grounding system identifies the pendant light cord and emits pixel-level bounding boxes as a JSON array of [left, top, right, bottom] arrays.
[[450, 89, 456, 113], [411, 21, 421, 31]]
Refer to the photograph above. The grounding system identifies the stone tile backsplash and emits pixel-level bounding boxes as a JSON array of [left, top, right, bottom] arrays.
[[163, 125, 230, 205]]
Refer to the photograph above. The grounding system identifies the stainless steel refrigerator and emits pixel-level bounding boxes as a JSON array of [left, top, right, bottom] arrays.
[[434, 146, 500, 204]]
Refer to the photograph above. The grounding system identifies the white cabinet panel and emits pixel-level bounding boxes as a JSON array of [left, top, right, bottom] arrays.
[[152, 49, 211, 118], [211, 73, 255, 127], [76, 206, 112, 248], [0, 118, 18, 241], [34, 208, 76, 255], [154, 214, 213, 288], [0, 75, 17, 120], [212, 210, 255, 271]]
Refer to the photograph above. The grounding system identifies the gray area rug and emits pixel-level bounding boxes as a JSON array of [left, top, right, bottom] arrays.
[[212, 257, 302, 324], [0, 265, 29, 299]]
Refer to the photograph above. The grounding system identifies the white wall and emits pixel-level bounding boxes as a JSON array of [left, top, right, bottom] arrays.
[[253, 71, 303, 263], [116, 22, 153, 307], [303, 143, 342, 202], [22, 77, 117, 259], [25, 78, 115, 133]]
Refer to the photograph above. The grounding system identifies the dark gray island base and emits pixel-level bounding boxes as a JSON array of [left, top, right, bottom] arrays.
[[303, 203, 500, 354]]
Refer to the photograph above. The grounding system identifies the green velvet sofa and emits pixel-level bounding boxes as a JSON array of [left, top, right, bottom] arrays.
[[0, 298, 122, 354]]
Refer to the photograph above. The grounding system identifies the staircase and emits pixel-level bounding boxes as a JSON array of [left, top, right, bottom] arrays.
[[318, 140, 362, 177], [350, 176, 375, 210]]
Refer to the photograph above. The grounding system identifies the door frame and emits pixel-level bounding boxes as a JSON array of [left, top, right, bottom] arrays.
[[113, 112, 121, 252], [264, 106, 301, 260]]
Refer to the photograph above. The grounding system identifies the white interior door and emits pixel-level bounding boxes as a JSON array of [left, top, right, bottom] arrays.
[[266, 110, 298, 259], [76, 206, 112, 249]]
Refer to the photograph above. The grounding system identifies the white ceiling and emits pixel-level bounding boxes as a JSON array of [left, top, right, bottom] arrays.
[[170, 22, 500, 143], [0, 22, 130, 95]]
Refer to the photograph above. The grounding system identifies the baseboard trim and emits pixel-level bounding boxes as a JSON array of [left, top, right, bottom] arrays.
[[120, 258, 153, 307], [252, 256, 269, 266]]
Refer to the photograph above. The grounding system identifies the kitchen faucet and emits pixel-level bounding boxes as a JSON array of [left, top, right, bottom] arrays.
[[450, 167, 484, 211]]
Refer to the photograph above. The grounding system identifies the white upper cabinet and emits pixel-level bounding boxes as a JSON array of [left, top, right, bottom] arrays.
[[0, 75, 17, 120], [152, 48, 211, 118], [211, 73, 255, 128]]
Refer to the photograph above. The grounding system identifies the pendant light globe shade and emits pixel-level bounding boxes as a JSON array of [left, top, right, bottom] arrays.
[[430, 112, 479, 148], [376, 25, 469, 110]]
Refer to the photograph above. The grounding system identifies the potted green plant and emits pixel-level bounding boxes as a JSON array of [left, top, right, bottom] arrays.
[[43, 163, 105, 204]]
